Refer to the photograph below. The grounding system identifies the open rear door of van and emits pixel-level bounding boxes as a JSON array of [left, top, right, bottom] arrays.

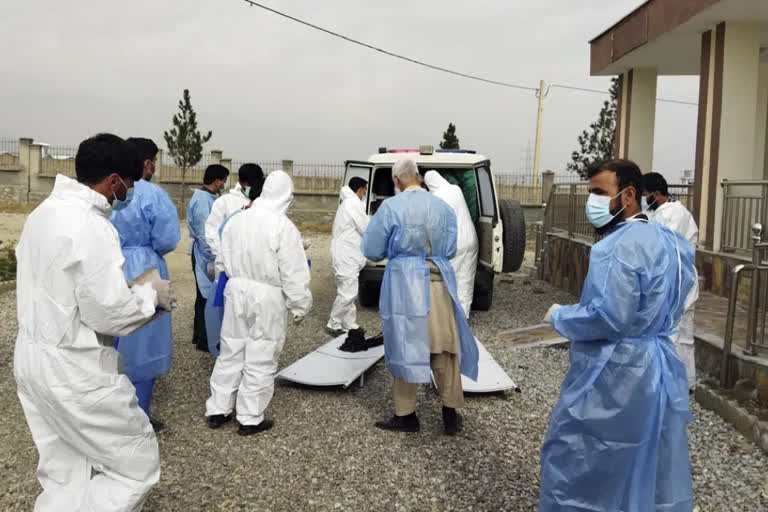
[[344, 161, 373, 212], [474, 162, 499, 271]]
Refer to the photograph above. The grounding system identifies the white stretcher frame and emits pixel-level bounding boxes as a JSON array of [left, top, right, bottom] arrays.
[[277, 334, 385, 389]]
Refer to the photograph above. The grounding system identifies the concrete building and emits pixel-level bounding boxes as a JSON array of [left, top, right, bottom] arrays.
[[590, 0, 768, 251]]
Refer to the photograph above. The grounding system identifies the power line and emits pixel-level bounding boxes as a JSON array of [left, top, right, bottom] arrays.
[[551, 84, 698, 106], [239, 0, 698, 107], [240, 0, 537, 92]]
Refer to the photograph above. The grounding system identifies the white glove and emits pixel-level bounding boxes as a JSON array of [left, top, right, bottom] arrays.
[[151, 279, 174, 311], [543, 303, 562, 324], [293, 315, 305, 325], [206, 261, 215, 281]]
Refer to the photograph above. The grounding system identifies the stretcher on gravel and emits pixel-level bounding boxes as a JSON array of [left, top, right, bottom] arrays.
[[431, 339, 518, 393], [277, 334, 385, 388]]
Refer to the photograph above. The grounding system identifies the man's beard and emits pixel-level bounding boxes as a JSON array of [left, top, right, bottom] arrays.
[[594, 201, 625, 235]]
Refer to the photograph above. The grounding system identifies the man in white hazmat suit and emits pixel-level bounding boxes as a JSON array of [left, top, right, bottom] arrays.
[[14, 133, 174, 512], [327, 176, 370, 336], [423, 171, 478, 317], [643, 171, 699, 390], [205, 170, 312, 436], [204, 163, 264, 263]]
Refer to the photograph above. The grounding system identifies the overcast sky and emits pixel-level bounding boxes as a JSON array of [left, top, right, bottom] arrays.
[[0, 0, 699, 180]]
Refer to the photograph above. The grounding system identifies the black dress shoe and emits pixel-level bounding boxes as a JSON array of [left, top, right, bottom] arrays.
[[442, 407, 463, 436], [374, 413, 420, 433], [206, 414, 232, 429], [149, 418, 165, 432], [237, 419, 274, 436]]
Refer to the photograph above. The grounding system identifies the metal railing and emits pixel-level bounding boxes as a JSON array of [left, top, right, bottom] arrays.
[[720, 180, 768, 253], [722, 223, 768, 386], [494, 172, 576, 205], [540, 183, 694, 245]]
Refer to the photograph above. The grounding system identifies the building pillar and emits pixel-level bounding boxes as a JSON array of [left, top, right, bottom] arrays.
[[614, 67, 658, 173], [694, 22, 762, 250], [211, 150, 223, 165], [282, 160, 294, 177]]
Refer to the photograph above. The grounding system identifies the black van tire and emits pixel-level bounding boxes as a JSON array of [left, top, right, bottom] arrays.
[[472, 270, 494, 311], [499, 199, 526, 273]]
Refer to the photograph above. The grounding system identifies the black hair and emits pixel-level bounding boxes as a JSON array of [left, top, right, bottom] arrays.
[[125, 137, 159, 163], [642, 172, 669, 196], [238, 163, 263, 185], [348, 176, 368, 193], [204, 164, 230, 185], [588, 159, 643, 206], [75, 133, 142, 185]]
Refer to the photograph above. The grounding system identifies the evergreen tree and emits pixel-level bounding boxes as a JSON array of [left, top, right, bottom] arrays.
[[163, 89, 212, 211], [439, 123, 460, 150], [567, 77, 618, 179]]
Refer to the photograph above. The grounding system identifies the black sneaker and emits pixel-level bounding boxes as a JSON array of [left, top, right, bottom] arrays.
[[238, 419, 274, 436], [206, 414, 232, 429], [442, 407, 463, 436], [375, 413, 420, 433], [326, 327, 346, 337], [149, 418, 165, 433]]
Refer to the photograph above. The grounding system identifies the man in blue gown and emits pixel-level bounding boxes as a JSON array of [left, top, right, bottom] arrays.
[[111, 138, 180, 430], [187, 164, 229, 353], [362, 158, 478, 435], [539, 159, 696, 512]]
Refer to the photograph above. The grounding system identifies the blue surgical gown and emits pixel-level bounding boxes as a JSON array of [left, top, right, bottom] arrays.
[[539, 219, 697, 512], [361, 188, 479, 383], [111, 180, 181, 382], [187, 188, 217, 298]]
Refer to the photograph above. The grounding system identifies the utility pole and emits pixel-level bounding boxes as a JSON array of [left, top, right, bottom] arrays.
[[533, 80, 547, 187]]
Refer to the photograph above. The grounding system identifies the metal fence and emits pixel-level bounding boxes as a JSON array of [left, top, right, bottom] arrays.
[[720, 181, 768, 253], [157, 151, 214, 184], [0, 139, 19, 169], [40, 145, 77, 177], [494, 172, 576, 205]]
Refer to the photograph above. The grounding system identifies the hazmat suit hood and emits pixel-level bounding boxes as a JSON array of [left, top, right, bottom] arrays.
[[52, 174, 113, 218], [340, 185, 358, 202], [423, 170, 450, 193], [255, 170, 294, 215]]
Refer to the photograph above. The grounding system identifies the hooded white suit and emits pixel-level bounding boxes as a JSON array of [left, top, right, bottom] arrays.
[[328, 186, 370, 331], [14, 175, 160, 512], [204, 183, 251, 260], [205, 171, 312, 426], [650, 199, 699, 389], [423, 171, 478, 317]]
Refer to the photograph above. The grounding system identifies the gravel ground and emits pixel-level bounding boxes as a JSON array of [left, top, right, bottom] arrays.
[[1, 218, 767, 511]]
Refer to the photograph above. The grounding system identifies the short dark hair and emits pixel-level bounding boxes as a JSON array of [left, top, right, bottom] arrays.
[[588, 159, 643, 205], [75, 133, 142, 185], [348, 177, 368, 193], [238, 163, 263, 186], [642, 172, 669, 196], [126, 137, 159, 163], [204, 164, 230, 185]]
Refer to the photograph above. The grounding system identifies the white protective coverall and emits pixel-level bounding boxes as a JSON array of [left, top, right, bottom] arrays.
[[423, 171, 479, 317], [327, 186, 370, 331], [651, 199, 699, 389], [14, 175, 160, 512], [204, 183, 251, 260], [205, 171, 312, 426]]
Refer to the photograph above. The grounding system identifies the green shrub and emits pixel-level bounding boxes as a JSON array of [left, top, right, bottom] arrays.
[[0, 240, 17, 282]]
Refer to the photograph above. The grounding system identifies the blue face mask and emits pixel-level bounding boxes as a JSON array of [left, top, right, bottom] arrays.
[[112, 178, 134, 211], [641, 196, 649, 211], [586, 189, 627, 228]]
